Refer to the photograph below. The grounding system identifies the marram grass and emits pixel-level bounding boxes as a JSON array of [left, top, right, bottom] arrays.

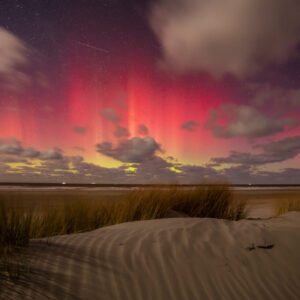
[[0, 185, 246, 264], [274, 197, 300, 216]]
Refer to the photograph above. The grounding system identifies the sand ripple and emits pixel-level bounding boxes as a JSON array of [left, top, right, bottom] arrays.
[[1, 212, 300, 299]]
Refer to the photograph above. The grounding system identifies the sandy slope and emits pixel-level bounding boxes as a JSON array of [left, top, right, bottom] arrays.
[[2, 212, 300, 300]]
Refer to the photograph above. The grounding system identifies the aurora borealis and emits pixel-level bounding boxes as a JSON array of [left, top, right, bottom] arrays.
[[0, 0, 300, 184]]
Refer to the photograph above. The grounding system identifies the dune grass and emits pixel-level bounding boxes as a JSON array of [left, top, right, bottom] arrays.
[[0, 184, 246, 276], [274, 197, 300, 216], [0, 201, 32, 280], [1, 185, 247, 240]]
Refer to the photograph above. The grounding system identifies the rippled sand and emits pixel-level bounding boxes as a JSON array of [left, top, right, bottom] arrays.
[[2, 212, 300, 300]]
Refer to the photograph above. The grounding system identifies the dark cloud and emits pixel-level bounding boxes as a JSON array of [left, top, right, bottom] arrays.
[[178, 165, 220, 183], [246, 84, 300, 117], [99, 108, 121, 123], [73, 126, 87, 135], [181, 120, 198, 132], [256, 135, 300, 156], [0, 137, 63, 161], [0, 142, 23, 155], [0, 156, 27, 163], [149, 0, 300, 78], [114, 125, 130, 138], [22, 147, 40, 158], [205, 105, 298, 138], [212, 135, 300, 166], [96, 136, 161, 163], [0, 136, 299, 184], [220, 166, 300, 184], [39, 148, 64, 160], [122, 156, 177, 184], [212, 151, 275, 166], [0, 154, 131, 184], [138, 124, 149, 135]]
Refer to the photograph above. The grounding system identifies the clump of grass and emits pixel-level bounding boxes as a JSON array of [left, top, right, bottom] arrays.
[[274, 198, 300, 216], [107, 189, 174, 225], [0, 199, 32, 279], [110, 185, 246, 222], [30, 200, 111, 238], [171, 185, 246, 220], [0, 200, 32, 251], [1, 184, 246, 249]]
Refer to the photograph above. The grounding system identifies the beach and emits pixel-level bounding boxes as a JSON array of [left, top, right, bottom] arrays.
[[1, 211, 300, 299], [1, 185, 300, 299]]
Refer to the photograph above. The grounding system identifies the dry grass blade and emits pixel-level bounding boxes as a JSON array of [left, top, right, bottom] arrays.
[[274, 198, 300, 216]]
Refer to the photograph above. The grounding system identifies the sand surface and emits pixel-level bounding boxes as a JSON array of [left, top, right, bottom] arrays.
[[2, 212, 300, 300]]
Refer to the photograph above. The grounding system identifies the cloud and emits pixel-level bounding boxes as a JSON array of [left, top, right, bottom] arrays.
[[114, 125, 130, 138], [181, 120, 198, 132], [178, 165, 220, 183], [211, 135, 300, 166], [205, 105, 298, 138], [0, 137, 23, 155], [73, 126, 87, 135], [0, 156, 27, 163], [212, 151, 277, 166], [1, 136, 299, 184], [0, 137, 63, 161], [130, 156, 178, 183], [22, 147, 40, 158], [138, 124, 149, 135], [0, 136, 299, 184], [99, 108, 121, 123], [149, 0, 300, 78], [248, 84, 300, 112], [1, 154, 298, 184], [0, 142, 23, 155], [220, 166, 300, 184], [96, 136, 161, 163], [40, 148, 64, 160], [256, 135, 300, 156], [0, 27, 31, 89]]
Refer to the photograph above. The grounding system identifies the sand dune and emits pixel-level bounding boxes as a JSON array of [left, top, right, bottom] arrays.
[[2, 212, 300, 300]]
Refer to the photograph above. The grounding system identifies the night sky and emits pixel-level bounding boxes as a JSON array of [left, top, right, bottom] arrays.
[[0, 0, 300, 184]]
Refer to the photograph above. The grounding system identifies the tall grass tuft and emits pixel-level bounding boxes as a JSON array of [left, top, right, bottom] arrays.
[[0, 200, 32, 252], [1, 184, 246, 255], [171, 185, 246, 220], [274, 198, 300, 216], [0, 199, 32, 279]]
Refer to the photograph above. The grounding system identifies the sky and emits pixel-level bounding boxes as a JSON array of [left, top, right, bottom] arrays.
[[0, 0, 300, 184]]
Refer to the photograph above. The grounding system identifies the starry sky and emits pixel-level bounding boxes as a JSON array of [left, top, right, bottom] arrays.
[[0, 0, 300, 184]]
